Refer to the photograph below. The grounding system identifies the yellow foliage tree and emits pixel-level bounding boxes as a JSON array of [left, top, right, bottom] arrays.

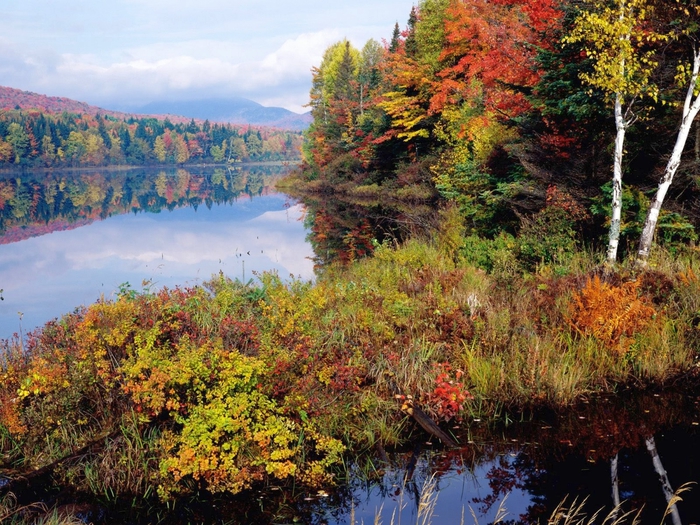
[[564, 0, 665, 263]]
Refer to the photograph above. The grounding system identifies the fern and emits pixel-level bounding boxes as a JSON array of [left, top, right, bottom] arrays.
[[677, 266, 698, 286], [567, 276, 657, 354]]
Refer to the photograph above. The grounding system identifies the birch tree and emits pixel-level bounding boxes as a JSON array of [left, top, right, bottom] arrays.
[[646, 435, 682, 525], [565, 0, 663, 263], [637, 36, 700, 262], [611, 453, 621, 517]]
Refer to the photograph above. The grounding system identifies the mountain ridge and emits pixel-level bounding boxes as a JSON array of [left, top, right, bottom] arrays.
[[0, 85, 135, 120], [0, 86, 310, 130], [127, 98, 312, 131]]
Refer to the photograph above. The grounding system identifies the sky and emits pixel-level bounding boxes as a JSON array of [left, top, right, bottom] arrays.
[[0, 0, 416, 114]]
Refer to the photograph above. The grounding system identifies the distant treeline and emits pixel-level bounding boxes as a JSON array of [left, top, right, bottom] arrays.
[[0, 110, 303, 167]]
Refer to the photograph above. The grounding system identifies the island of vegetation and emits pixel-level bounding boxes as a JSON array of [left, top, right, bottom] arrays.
[[2, 0, 700, 523]]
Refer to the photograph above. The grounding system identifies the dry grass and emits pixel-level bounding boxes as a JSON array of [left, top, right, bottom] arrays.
[[346, 483, 695, 525]]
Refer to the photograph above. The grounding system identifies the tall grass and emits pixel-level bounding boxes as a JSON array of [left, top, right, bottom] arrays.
[[0, 493, 84, 525], [348, 484, 695, 525], [81, 410, 159, 501]]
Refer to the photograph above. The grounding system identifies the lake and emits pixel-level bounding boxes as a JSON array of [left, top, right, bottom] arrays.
[[319, 389, 700, 524], [0, 165, 314, 340]]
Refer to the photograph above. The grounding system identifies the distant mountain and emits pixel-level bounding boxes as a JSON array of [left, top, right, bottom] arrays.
[[130, 98, 312, 131], [0, 85, 198, 124], [0, 85, 130, 119], [0, 86, 311, 130]]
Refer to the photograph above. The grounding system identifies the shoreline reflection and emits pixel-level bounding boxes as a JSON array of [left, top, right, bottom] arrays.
[[0, 166, 314, 338]]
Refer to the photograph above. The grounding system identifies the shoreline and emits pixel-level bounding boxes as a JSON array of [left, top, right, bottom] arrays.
[[0, 159, 302, 175]]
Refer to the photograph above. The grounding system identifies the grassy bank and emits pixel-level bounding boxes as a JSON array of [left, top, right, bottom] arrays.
[[1, 205, 699, 513]]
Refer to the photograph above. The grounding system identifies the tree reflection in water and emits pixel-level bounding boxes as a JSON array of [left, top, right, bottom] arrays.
[[0, 164, 314, 338], [0, 165, 285, 242], [298, 192, 439, 269], [303, 388, 700, 525]]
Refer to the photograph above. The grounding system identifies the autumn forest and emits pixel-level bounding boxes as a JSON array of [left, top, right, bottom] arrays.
[[0, 103, 303, 167], [3, 0, 700, 523], [297, 0, 700, 264]]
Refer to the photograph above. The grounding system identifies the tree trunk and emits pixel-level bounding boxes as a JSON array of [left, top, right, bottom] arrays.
[[400, 398, 458, 448], [607, 93, 626, 263], [645, 435, 682, 525], [611, 453, 621, 513], [695, 123, 700, 177], [1, 430, 118, 497], [638, 48, 700, 263]]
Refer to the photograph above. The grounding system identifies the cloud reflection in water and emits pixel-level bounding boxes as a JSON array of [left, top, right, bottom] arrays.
[[0, 194, 313, 338]]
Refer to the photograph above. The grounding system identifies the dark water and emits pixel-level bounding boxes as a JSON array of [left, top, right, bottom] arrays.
[[322, 390, 700, 524], [60, 389, 695, 525], [259, 389, 695, 525], [0, 165, 314, 339]]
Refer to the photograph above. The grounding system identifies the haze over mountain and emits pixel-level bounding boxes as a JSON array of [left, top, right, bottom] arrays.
[[0, 85, 311, 130], [120, 98, 312, 131]]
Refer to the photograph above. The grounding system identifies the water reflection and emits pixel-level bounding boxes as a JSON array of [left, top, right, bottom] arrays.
[[310, 389, 700, 525], [297, 191, 438, 268], [0, 165, 314, 338]]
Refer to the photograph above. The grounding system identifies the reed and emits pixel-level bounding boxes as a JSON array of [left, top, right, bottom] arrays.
[[362, 484, 695, 525]]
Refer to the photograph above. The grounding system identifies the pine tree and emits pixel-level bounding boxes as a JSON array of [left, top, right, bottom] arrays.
[[405, 7, 418, 58], [389, 22, 401, 53]]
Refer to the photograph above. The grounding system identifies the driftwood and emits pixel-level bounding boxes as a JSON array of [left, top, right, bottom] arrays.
[[398, 396, 459, 448], [0, 430, 118, 496]]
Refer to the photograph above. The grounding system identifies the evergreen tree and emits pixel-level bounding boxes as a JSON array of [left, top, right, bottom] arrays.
[[389, 22, 401, 53], [405, 7, 418, 58], [6, 122, 29, 164]]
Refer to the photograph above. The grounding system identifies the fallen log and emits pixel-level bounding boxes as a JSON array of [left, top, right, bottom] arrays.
[[398, 396, 459, 448], [0, 430, 118, 496]]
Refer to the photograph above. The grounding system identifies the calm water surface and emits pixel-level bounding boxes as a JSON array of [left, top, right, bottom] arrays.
[[310, 390, 700, 524], [0, 165, 313, 339]]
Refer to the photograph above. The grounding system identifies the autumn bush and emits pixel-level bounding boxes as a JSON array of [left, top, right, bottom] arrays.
[[566, 275, 658, 354], [0, 278, 345, 502]]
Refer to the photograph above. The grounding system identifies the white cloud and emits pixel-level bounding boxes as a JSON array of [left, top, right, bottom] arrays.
[[260, 30, 341, 75], [2, 30, 346, 110], [0, 199, 315, 337], [0, 0, 416, 110]]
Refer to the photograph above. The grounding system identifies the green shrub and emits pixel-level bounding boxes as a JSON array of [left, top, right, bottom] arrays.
[[461, 232, 518, 273], [517, 206, 578, 269]]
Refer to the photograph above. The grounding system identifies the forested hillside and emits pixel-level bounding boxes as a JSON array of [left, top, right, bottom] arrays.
[[0, 86, 133, 118], [300, 0, 700, 262], [4, 1, 700, 521], [0, 87, 303, 167]]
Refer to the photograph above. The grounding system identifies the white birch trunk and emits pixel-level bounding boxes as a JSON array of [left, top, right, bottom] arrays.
[[638, 48, 700, 263], [611, 453, 621, 518], [611, 453, 621, 506], [645, 435, 682, 525], [607, 1, 631, 264], [608, 93, 626, 263]]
